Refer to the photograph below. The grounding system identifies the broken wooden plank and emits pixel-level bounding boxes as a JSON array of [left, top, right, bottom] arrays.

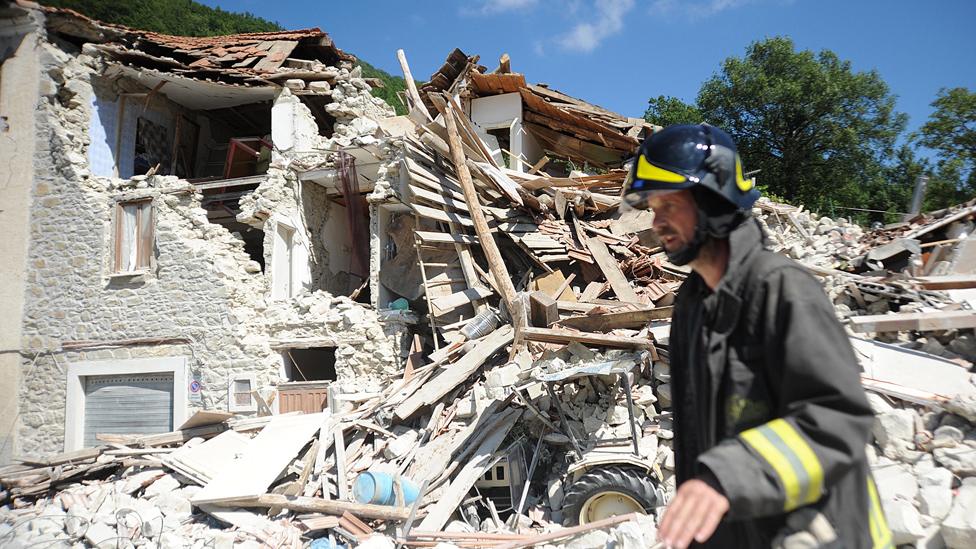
[[416, 231, 479, 246], [18, 446, 105, 467], [417, 408, 521, 531], [431, 287, 494, 316], [911, 275, 976, 290], [411, 203, 474, 227], [431, 94, 519, 315], [397, 49, 433, 122], [905, 204, 976, 240], [580, 281, 607, 302], [586, 236, 640, 303], [204, 494, 412, 521], [559, 307, 673, 332], [409, 184, 469, 212], [178, 410, 234, 430], [192, 412, 328, 504], [849, 310, 976, 333], [520, 327, 654, 349], [529, 291, 558, 328], [98, 422, 227, 447], [395, 326, 514, 420], [495, 512, 642, 549]]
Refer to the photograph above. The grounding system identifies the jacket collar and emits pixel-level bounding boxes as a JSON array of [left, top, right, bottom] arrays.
[[682, 217, 766, 297], [715, 217, 766, 294]]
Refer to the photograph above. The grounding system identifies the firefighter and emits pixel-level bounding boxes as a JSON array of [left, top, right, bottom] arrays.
[[622, 124, 892, 548]]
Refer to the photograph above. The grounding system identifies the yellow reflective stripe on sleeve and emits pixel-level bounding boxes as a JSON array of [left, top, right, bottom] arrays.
[[635, 154, 686, 183], [740, 425, 802, 510], [739, 418, 825, 511], [767, 419, 824, 505], [867, 477, 894, 549]]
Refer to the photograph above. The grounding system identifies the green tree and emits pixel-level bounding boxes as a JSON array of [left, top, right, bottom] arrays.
[[359, 60, 413, 116], [41, 0, 283, 36], [914, 87, 976, 209], [696, 37, 908, 214], [643, 95, 703, 127]]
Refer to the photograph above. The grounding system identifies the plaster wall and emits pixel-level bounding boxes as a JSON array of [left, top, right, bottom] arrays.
[[0, 13, 40, 464], [469, 92, 535, 172]]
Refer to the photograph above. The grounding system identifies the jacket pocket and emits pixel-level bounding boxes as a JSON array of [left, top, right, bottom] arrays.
[[724, 344, 771, 433]]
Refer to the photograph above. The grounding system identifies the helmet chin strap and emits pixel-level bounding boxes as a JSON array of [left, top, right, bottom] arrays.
[[664, 198, 747, 266], [665, 210, 708, 266]]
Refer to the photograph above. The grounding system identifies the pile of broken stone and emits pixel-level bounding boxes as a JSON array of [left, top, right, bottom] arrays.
[[2, 197, 974, 549], [869, 392, 976, 548]]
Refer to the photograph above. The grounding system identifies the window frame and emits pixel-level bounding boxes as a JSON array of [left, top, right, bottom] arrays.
[[226, 374, 257, 413], [113, 198, 155, 274]]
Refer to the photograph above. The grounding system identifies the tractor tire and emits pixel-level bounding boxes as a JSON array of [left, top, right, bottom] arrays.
[[561, 466, 659, 527]]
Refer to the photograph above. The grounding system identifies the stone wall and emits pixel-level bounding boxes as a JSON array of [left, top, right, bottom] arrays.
[[15, 30, 407, 456], [17, 37, 284, 453]]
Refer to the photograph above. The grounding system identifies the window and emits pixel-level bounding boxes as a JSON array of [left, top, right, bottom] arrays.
[[114, 199, 154, 273], [284, 348, 337, 382], [227, 374, 257, 413], [272, 221, 296, 299]]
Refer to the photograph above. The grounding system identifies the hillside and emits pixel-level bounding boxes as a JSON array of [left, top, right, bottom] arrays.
[[40, 0, 411, 114]]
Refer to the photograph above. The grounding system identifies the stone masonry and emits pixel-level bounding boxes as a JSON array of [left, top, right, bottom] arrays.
[[13, 20, 406, 457]]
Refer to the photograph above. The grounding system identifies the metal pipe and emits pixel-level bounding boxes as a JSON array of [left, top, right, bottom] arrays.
[[546, 382, 583, 459], [620, 373, 641, 457]]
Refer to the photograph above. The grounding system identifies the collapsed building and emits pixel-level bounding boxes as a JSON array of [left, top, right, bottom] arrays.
[[1, 3, 661, 461], [2, 3, 976, 549]]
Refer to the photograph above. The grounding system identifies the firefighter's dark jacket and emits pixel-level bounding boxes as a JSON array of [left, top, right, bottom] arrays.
[[670, 218, 893, 548]]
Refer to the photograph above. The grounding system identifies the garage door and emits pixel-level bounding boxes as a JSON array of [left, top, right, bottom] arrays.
[[83, 373, 174, 447]]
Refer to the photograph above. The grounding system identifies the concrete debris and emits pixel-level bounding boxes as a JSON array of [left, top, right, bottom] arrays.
[[941, 479, 976, 549], [4, 4, 976, 548], [917, 467, 954, 520]]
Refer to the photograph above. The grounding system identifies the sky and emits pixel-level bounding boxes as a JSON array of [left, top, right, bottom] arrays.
[[202, 0, 975, 141]]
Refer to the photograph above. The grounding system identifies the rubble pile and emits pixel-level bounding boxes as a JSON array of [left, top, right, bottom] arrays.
[[3, 33, 975, 548]]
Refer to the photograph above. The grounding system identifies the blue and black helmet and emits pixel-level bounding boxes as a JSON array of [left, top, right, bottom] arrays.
[[623, 124, 759, 211]]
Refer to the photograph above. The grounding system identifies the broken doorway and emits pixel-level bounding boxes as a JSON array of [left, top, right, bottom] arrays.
[[278, 347, 337, 414]]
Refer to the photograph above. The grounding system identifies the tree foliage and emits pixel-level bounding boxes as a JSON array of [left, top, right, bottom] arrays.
[[696, 37, 908, 216], [41, 0, 283, 36], [914, 87, 976, 209], [643, 95, 703, 127], [359, 60, 412, 116]]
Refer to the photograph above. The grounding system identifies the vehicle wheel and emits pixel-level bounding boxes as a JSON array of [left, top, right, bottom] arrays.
[[561, 466, 658, 526]]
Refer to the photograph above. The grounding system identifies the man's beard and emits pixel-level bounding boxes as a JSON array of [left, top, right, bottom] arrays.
[[664, 219, 707, 266]]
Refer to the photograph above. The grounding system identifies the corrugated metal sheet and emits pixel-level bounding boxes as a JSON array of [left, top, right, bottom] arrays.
[[83, 373, 173, 447]]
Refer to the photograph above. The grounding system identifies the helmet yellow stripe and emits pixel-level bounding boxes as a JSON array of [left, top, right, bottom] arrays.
[[636, 154, 686, 184], [735, 155, 754, 192]]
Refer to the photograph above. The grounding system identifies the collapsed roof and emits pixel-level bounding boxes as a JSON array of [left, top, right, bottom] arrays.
[[421, 49, 655, 168], [38, 5, 380, 112]]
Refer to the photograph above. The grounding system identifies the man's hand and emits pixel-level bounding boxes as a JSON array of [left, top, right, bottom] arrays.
[[658, 479, 730, 548]]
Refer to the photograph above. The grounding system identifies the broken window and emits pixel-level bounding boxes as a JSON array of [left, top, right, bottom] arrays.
[[134, 117, 171, 176], [113, 199, 154, 273], [487, 127, 512, 168], [272, 221, 297, 299], [283, 348, 337, 382], [276, 348, 336, 414]]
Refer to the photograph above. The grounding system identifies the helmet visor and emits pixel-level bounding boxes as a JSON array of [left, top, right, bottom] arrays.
[[620, 188, 681, 212]]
